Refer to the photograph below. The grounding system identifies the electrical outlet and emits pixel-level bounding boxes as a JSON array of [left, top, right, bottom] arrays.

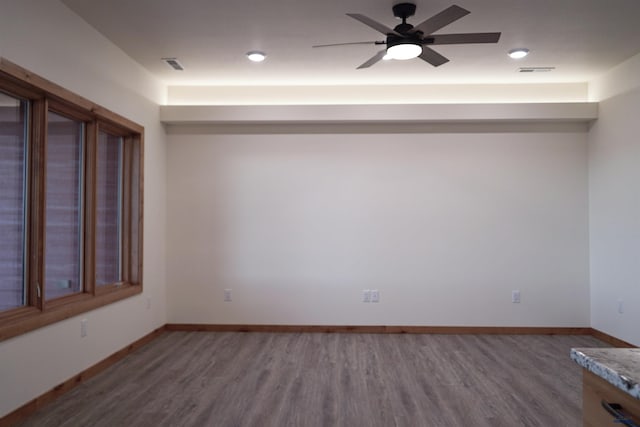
[[512, 290, 521, 303], [371, 290, 380, 303], [146, 298, 151, 310], [618, 299, 624, 314], [80, 318, 87, 337], [362, 289, 371, 303], [224, 289, 232, 302]]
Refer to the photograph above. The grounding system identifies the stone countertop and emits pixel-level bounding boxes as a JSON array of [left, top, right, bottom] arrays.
[[571, 347, 640, 399]]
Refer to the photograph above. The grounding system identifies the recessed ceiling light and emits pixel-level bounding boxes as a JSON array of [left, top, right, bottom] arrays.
[[246, 51, 266, 62], [508, 48, 529, 59]]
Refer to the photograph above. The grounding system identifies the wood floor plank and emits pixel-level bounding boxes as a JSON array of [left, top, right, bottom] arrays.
[[14, 332, 606, 427]]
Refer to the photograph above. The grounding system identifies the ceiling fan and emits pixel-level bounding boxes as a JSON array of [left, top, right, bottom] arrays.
[[313, 3, 501, 69]]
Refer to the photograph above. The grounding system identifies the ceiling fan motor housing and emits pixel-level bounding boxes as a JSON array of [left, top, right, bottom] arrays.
[[386, 34, 422, 49]]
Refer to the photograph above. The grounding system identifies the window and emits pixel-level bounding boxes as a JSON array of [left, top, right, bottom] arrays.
[[96, 130, 122, 286], [0, 92, 28, 312], [0, 58, 143, 341], [45, 111, 84, 300]]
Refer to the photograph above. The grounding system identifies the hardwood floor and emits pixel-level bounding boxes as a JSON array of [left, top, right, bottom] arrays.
[[15, 332, 606, 427]]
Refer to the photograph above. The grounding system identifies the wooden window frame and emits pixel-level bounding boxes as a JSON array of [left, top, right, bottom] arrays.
[[0, 58, 144, 342]]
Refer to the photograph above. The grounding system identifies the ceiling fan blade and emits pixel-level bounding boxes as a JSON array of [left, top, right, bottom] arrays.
[[347, 13, 400, 36], [418, 47, 450, 67], [357, 50, 387, 69], [410, 5, 470, 36], [427, 32, 501, 45], [313, 41, 384, 48]]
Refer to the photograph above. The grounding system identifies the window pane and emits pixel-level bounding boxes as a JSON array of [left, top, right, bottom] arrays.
[[0, 93, 28, 312], [96, 131, 122, 285], [45, 111, 83, 300]]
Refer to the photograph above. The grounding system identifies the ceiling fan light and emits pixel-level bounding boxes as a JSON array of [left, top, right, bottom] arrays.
[[386, 42, 422, 60], [508, 48, 529, 59], [246, 51, 266, 62]]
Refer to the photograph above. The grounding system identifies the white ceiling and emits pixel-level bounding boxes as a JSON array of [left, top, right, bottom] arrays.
[[61, 0, 640, 87]]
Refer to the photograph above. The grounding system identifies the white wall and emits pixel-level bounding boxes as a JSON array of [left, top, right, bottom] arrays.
[[167, 127, 590, 327], [588, 53, 640, 346], [0, 0, 167, 417]]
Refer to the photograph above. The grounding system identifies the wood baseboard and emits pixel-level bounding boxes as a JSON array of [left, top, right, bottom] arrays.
[[165, 323, 593, 336], [2, 323, 634, 427], [589, 328, 636, 348], [0, 325, 166, 427]]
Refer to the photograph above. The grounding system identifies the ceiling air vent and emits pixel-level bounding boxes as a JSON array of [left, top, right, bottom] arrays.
[[162, 57, 184, 71], [518, 67, 555, 73]]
